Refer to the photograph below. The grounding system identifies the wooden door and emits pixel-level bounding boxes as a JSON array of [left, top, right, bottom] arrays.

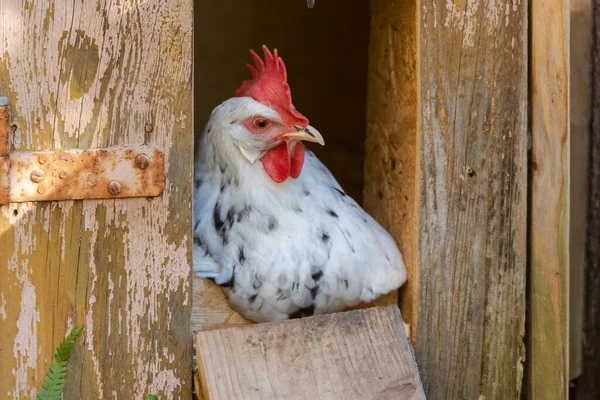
[[0, 1, 193, 398]]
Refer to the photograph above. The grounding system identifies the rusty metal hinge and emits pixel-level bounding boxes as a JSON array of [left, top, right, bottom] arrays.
[[0, 99, 165, 205]]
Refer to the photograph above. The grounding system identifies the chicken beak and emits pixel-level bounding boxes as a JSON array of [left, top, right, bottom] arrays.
[[282, 125, 325, 146]]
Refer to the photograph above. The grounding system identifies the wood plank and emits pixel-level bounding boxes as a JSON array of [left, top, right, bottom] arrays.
[[574, 1, 600, 397], [529, 0, 570, 398], [0, 1, 193, 398], [364, 0, 418, 333], [196, 306, 424, 400], [416, 1, 528, 398], [569, 0, 593, 381]]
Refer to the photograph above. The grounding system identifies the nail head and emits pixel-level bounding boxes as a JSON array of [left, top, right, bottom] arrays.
[[135, 154, 150, 169], [30, 169, 45, 183], [108, 180, 122, 195]]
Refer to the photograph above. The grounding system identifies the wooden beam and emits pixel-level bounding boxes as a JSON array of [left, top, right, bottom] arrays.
[[0, 1, 193, 397], [364, 0, 418, 334], [569, 0, 593, 382], [416, 1, 527, 398], [575, 1, 600, 397], [196, 306, 425, 400], [529, 0, 570, 398]]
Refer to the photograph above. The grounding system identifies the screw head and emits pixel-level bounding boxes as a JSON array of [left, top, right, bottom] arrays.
[[144, 123, 153, 133], [37, 185, 46, 194], [59, 170, 68, 179], [108, 180, 122, 195], [30, 169, 45, 183], [135, 154, 150, 169], [38, 156, 46, 165]]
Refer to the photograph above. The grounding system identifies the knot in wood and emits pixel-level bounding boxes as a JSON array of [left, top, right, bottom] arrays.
[[108, 180, 122, 195], [30, 169, 45, 183]]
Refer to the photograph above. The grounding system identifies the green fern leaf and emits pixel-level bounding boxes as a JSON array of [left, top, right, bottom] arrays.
[[37, 326, 84, 400], [55, 325, 84, 363]]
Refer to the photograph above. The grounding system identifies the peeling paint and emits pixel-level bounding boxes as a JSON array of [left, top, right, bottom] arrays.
[[84, 202, 104, 399], [107, 272, 114, 338], [0, 292, 6, 320], [1, 0, 192, 397], [12, 281, 39, 399]]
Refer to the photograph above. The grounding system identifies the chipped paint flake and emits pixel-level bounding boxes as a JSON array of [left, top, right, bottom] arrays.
[[84, 202, 104, 399], [108, 272, 114, 338], [0, 292, 6, 320]]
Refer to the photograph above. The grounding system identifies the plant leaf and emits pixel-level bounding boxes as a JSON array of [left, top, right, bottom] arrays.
[[55, 325, 84, 363], [37, 326, 84, 400]]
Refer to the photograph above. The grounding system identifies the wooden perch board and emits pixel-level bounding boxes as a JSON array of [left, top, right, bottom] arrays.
[[196, 306, 424, 400]]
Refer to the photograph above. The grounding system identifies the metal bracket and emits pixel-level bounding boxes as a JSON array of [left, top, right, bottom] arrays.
[[0, 100, 165, 205]]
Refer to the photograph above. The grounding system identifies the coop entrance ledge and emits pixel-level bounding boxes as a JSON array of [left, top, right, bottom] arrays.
[[195, 305, 425, 400]]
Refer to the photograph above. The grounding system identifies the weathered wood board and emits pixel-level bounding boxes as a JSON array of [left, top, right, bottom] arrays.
[[196, 306, 424, 400], [569, 0, 592, 381], [0, 1, 193, 398], [529, 0, 570, 398], [574, 1, 600, 397], [364, 0, 418, 335], [416, 1, 527, 398]]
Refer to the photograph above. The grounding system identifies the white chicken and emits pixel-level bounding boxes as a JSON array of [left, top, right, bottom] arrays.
[[193, 46, 406, 322]]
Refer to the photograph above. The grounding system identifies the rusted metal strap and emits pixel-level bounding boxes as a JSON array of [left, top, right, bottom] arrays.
[[0, 100, 165, 205]]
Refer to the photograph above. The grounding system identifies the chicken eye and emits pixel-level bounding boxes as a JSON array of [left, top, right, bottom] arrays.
[[254, 119, 269, 129]]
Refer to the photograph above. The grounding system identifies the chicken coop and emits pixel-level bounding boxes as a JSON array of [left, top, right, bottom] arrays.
[[1, 0, 598, 399]]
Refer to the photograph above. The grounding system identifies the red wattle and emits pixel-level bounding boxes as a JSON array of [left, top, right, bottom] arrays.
[[261, 142, 305, 183], [261, 143, 290, 183]]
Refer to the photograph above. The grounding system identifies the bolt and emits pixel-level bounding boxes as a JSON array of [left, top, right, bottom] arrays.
[[30, 169, 45, 183], [145, 123, 153, 133], [108, 180, 122, 195], [59, 171, 67, 179], [135, 154, 150, 169]]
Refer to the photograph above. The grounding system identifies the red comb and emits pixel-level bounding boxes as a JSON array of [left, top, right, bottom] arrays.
[[235, 45, 309, 128]]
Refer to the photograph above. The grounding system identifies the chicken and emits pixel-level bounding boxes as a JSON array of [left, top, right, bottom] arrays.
[[193, 46, 406, 322]]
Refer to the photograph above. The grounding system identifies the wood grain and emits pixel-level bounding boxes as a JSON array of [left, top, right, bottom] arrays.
[[0, 1, 193, 398], [192, 276, 251, 333], [363, 0, 418, 333], [196, 306, 424, 400], [529, 0, 570, 398], [574, 1, 600, 397], [569, 0, 592, 381], [416, 1, 527, 398]]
